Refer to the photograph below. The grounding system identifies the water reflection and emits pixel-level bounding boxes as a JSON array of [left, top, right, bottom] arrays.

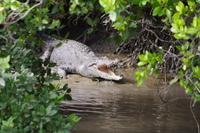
[[59, 69, 197, 133]]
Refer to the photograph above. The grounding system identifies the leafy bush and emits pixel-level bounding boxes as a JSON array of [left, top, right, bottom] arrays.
[[0, 0, 80, 132], [0, 46, 80, 132], [135, 0, 200, 102]]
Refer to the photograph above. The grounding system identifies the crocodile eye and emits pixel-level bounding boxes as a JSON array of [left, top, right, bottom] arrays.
[[88, 63, 97, 67], [97, 64, 109, 73]]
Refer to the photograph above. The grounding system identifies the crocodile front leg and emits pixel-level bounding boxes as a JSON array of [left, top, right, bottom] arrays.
[[51, 65, 77, 79], [51, 66, 66, 79]]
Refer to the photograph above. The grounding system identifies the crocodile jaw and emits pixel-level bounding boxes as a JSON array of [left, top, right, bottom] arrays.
[[79, 64, 123, 81], [90, 70, 122, 81], [100, 71, 122, 81]]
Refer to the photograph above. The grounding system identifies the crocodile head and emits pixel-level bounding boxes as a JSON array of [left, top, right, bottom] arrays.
[[78, 63, 122, 81]]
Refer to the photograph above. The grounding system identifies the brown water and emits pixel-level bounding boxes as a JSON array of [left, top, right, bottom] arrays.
[[59, 68, 197, 133]]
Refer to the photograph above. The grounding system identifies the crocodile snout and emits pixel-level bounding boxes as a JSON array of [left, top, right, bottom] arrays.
[[97, 64, 122, 81]]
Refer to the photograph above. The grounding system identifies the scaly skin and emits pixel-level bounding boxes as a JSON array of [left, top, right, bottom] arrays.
[[41, 35, 122, 80]]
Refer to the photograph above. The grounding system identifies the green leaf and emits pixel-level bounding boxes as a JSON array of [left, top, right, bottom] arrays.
[[138, 61, 146, 66], [153, 6, 163, 16], [188, 1, 196, 10], [171, 24, 178, 33], [187, 27, 198, 34], [42, 19, 49, 24], [174, 33, 188, 39], [135, 70, 147, 86], [11, 0, 16, 3], [0, 78, 5, 87], [192, 66, 200, 78], [55, 94, 65, 102], [67, 114, 81, 123], [162, 0, 168, 3], [0, 56, 10, 73], [192, 16, 198, 27], [113, 22, 125, 30], [173, 12, 180, 22], [99, 0, 115, 10], [74, 0, 79, 4], [10, 1, 21, 11], [185, 87, 193, 95], [166, 9, 172, 21], [129, 22, 137, 28], [48, 20, 60, 29], [46, 105, 57, 116], [177, 19, 185, 27], [109, 10, 117, 21], [4, 0, 11, 3], [176, 1, 184, 14], [63, 84, 69, 90], [1, 117, 14, 129], [139, 0, 149, 6], [183, 65, 187, 70], [0, 5, 4, 12], [49, 92, 58, 99], [67, 88, 71, 93], [0, 11, 6, 24], [194, 94, 200, 102], [169, 77, 178, 85], [66, 94, 72, 100]]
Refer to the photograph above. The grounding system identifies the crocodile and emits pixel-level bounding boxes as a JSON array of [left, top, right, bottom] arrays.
[[40, 35, 122, 80]]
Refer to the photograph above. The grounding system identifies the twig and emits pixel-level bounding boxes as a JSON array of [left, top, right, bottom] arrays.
[[0, 35, 8, 43], [4, 0, 43, 28], [144, 28, 175, 43]]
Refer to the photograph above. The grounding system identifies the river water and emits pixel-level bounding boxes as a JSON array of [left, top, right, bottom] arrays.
[[60, 68, 197, 133]]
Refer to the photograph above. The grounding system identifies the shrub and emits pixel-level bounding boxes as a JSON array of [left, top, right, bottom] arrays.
[[0, 0, 80, 132]]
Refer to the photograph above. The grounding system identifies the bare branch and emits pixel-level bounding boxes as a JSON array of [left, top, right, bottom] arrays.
[[4, 0, 43, 28], [144, 28, 175, 43]]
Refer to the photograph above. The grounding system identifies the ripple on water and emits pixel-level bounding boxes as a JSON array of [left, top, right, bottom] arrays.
[[59, 70, 197, 133]]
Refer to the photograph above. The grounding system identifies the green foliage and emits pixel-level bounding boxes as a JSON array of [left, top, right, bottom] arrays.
[[0, 56, 10, 87], [0, 0, 80, 132], [135, 51, 163, 86], [68, 0, 200, 101], [175, 42, 200, 102], [0, 46, 80, 133], [170, 1, 200, 39], [69, 0, 99, 15], [0, 0, 24, 24], [69, 0, 101, 35], [143, 1, 200, 101]]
